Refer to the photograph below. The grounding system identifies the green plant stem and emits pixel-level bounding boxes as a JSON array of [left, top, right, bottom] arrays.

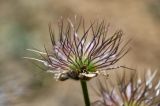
[[80, 80, 90, 106]]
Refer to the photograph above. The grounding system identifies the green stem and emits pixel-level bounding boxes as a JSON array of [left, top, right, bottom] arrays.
[[80, 80, 90, 106]]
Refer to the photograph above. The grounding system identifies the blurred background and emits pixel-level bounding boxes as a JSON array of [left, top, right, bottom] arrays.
[[0, 0, 160, 106]]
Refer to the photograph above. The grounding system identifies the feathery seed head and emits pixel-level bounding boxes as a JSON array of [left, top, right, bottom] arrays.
[[92, 69, 160, 106], [26, 17, 129, 81]]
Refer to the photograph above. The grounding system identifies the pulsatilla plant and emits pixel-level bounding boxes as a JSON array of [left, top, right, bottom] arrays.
[[26, 18, 129, 81], [92, 70, 160, 106]]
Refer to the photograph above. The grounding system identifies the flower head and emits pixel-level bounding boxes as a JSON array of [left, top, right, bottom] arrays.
[[26, 17, 129, 81], [92, 70, 160, 106]]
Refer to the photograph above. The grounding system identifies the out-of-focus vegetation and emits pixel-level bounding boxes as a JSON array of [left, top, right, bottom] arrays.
[[0, 0, 160, 106]]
